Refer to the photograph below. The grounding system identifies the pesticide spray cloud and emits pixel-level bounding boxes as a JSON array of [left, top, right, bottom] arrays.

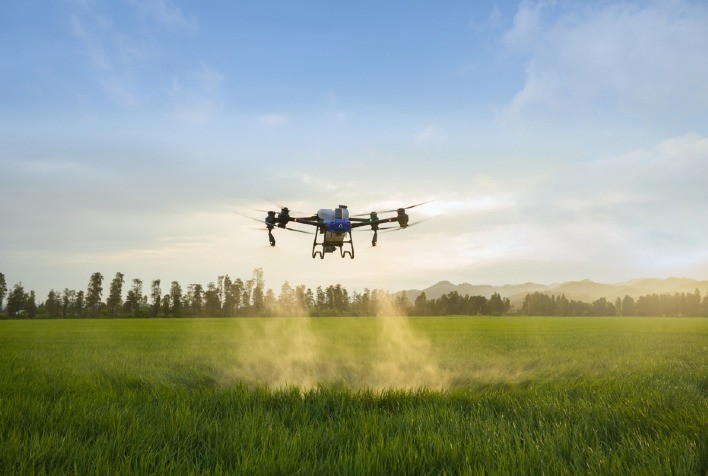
[[367, 299, 450, 390], [234, 315, 321, 390], [226, 295, 449, 390]]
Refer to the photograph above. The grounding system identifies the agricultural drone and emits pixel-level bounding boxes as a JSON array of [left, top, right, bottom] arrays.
[[246, 202, 428, 259]]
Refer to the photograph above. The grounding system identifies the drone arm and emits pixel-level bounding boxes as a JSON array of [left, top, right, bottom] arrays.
[[350, 216, 401, 229], [287, 218, 323, 228]]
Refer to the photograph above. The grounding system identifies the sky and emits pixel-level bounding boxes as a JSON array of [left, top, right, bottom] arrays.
[[1, 0, 707, 299]]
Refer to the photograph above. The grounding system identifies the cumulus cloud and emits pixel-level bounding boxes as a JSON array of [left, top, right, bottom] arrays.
[[502, 0, 547, 48], [395, 133, 708, 281], [517, 132, 708, 270], [498, 1, 708, 122]]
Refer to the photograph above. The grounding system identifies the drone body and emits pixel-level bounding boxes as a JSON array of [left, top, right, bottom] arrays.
[[258, 203, 426, 259]]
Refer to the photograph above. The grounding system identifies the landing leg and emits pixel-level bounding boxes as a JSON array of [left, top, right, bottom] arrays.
[[340, 231, 355, 259], [312, 227, 324, 258]]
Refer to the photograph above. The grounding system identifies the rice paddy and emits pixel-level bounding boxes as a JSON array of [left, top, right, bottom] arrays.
[[0, 316, 706, 474]]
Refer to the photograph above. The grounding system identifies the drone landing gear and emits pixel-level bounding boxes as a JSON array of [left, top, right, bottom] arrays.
[[372, 229, 378, 247], [312, 227, 355, 259], [268, 229, 276, 247]]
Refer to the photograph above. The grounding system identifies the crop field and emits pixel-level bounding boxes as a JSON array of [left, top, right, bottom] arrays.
[[1, 316, 706, 474]]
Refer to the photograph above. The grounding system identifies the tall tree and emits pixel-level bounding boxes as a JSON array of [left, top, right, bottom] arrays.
[[243, 279, 254, 310], [217, 275, 226, 308], [396, 291, 410, 313], [488, 293, 511, 316], [150, 279, 161, 317], [74, 291, 85, 317], [85, 272, 104, 317], [264, 288, 277, 315], [686, 289, 702, 316], [279, 281, 295, 315], [161, 294, 171, 317], [187, 283, 204, 316], [26, 291, 37, 318], [252, 268, 265, 312], [621, 295, 635, 316], [170, 281, 182, 317], [204, 282, 220, 316], [294, 284, 310, 314], [0, 272, 6, 313], [106, 272, 125, 317], [413, 292, 427, 316], [231, 278, 244, 313], [45, 290, 62, 318], [6, 282, 27, 317], [124, 278, 143, 317], [315, 286, 325, 310], [61, 288, 74, 318], [222, 275, 235, 316]]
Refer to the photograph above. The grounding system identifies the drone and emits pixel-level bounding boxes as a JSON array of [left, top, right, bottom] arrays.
[[250, 202, 428, 259]]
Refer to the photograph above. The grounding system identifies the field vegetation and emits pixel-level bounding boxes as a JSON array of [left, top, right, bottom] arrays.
[[0, 316, 706, 474]]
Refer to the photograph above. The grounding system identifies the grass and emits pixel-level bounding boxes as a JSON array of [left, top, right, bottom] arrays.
[[0, 316, 706, 474]]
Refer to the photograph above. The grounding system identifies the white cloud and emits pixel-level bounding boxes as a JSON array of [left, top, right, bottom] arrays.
[[128, 0, 198, 33], [502, 0, 547, 49], [499, 1, 708, 122], [517, 132, 708, 267], [68, 1, 200, 108], [388, 133, 708, 281]]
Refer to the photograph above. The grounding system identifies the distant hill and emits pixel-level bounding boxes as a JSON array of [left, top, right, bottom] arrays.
[[397, 278, 708, 306], [397, 281, 547, 303]]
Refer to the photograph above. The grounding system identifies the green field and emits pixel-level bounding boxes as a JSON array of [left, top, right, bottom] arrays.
[[1, 316, 706, 474]]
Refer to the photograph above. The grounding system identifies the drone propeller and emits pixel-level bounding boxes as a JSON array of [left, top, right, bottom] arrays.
[[259, 198, 308, 216], [378, 200, 432, 214], [353, 200, 431, 217], [236, 211, 269, 225], [284, 226, 310, 234], [250, 223, 310, 234], [380, 219, 430, 233]]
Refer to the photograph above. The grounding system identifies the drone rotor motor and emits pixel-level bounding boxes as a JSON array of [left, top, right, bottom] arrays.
[[397, 208, 410, 228]]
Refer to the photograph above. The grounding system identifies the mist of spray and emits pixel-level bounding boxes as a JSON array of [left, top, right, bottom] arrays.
[[223, 297, 448, 390], [367, 298, 449, 390], [232, 302, 322, 389]]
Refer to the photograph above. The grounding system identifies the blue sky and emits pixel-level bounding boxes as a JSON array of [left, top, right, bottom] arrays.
[[2, 0, 707, 298]]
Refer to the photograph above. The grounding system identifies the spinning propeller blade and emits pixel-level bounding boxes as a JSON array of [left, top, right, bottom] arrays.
[[260, 198, 307, 216], [353, 200, 431, 216], [235, 211, 268, 224], [380, 218, 429, 233], [379, 200, 432, 214], [284, 226, 310, 234]]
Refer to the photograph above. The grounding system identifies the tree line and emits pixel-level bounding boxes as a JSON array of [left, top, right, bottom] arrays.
[[0, 269, 404, 318], [1, 271, 707, 318], [520, 290, 708, 317]]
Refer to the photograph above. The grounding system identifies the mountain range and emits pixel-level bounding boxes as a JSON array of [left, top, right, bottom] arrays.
[[396, 278, 708, 306]]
